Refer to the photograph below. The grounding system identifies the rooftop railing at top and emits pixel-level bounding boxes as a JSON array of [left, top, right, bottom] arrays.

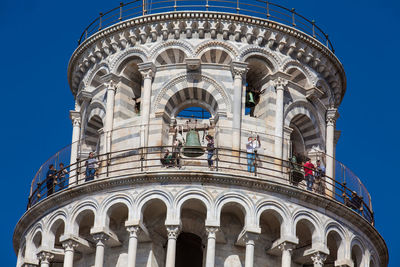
[[77, 0, 334, 52], [29, 124, 372, 223]]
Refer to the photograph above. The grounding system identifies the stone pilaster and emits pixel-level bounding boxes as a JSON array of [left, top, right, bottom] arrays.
[[138, 62, 156, 149], [278, 242, 296, 267], [243, 232, 259, 267], [274, 77, 288, 161], [69, 110, 81, 186], [165, 225, 180, 267], [205, 227, 219, 267], [325, 107, 339, 197], [37, 251, 54, 267], [62, 239, 78, 267], [126, 225, 140, 267], [231, 61, 248, 158], [92, 233, 110, 267]]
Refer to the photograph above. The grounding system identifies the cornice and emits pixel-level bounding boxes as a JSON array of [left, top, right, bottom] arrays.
[[67, 11, 346, 105], [13, 171, 387, 265]]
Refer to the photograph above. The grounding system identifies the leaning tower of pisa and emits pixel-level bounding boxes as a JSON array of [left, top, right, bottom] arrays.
[[14, 1, 388, 267]]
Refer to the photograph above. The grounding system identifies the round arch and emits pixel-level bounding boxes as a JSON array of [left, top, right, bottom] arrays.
[[134, 189, 174, 223], [195, 40, 239, 60], [99, 193, 134, 226], [110, 47, 148, 73], [255, 200, 291, 235], [149, 40, 194, 60], [174, 188, 214, 223], [281, 59, 315, 87], [214, 192, 255, 227]]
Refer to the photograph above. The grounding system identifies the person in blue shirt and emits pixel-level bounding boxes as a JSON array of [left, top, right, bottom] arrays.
[[46, 164, 57, 196], [57, 163, 68, 191]]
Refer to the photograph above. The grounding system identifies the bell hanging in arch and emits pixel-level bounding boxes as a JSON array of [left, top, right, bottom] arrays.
[[246, 91, 256, 108], [182, 130, 204, 157]]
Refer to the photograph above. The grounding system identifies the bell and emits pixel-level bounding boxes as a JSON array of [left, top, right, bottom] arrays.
[[182, 130, 204, 157], [246, 91, 256, 107]]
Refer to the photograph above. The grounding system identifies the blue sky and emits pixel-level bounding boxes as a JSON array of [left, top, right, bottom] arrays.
[[1, 0, 399, 265]]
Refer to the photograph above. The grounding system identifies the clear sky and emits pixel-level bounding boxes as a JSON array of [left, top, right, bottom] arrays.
[[1, 0, 399, 265]]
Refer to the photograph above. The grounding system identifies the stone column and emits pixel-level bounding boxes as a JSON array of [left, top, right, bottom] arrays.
[[244, 232, 258, 267], [278, 242, 295, 267], [104, 80, 117, 154], [231, 62, 248, 159], [69, 111, 81, 186], [274, 78, 288, 161], [205, 227, 219, 267], [311, 252, 327, 267], [165, 225, 180, 267], [325, 108, 338, 197], [37, 251, 54, 267], [62, 240, 78, 267], [138, 62, 155, 149], [126, 225, 140, 267], [92, 233, 109, 267]]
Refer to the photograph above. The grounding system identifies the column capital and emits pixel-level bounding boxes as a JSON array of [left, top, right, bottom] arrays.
[[126, 225, 141, 238], [273, 77, 288, 91], [277, 241, 296, 254], [311, 251, 328, 266], [69, 110, 81, 127], [231, 61, 248, 78], [326, 107, 339, 124], [166, 225, 181, 239], [243, 231, 259, 246], [62, 239, 79, 251], [92, 232, 110, 245], [205, 226, 219, 239], [138, 62, 156, 78], [105, 80, 118, 92], [37, 251, 54, 263], [76, 90, 93, 102]]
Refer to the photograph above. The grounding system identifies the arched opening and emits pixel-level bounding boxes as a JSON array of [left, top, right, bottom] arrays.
[[286, 67, 308, 87], [259, 210, 282, 245], [176, 232, 203, 267], [106, 203, 129, 241], [177, 107, 211, 119], [90, 69, 107, 88], [326, 230, 344, 266], [83, 115, 104, 154], [141, 199, 168, 267], [294, 219, 315, 265], [49, 219, 65, 250], [219, 203, 246, 266], [245, 56, 273, 117], [75, 210, 95, 242], [32, 231, 42, 259], [289, 114, 321, 162], [351, 244, 363, 267], [117, 56, 143, 116]]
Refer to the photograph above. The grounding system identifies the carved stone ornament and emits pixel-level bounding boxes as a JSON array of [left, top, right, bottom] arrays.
[[277, 241, 296, 255], [37, 251, 54, 263], [326, 107, 338, 125], [205, 226, 219, 239], [311, 251, 327, 266], [126, 225, 140, 238], [166, 225, 180, 239], [92, 232, 110, 244], [274, 77, 288, 91], [62, 239, 79, 251]]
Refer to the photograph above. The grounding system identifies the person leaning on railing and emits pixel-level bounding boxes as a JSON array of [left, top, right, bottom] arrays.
[[85, 152, 98, 181], [161, 149, 173, 167], [303, 158, 315, 191], [206, 135, 215, 170], [46, 164, 57, 196], [56, 163, 68, 191], [313, 160, 325, 195]]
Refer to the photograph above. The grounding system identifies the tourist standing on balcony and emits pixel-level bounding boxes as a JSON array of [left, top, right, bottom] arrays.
[[57, 163, 68, 191], [313, 160, 325, 194], [246, 137, 256, 173], [46, 164, 57, 196], [206, 135, 215, 170], [173, 138, 183, 169], [85, 152, 98, 181], [303, 158, 315, 191]]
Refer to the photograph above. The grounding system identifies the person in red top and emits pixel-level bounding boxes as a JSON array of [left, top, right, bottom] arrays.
[[303, 158, 315, 191]]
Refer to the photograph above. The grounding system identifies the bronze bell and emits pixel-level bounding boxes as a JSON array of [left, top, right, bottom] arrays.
[[182, 130, 204, 157], [246, 91, 256, 107]]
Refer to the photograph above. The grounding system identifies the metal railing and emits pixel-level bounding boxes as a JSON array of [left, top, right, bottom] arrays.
[[77, 0, 334, 52], [28, 143, 373, 224]]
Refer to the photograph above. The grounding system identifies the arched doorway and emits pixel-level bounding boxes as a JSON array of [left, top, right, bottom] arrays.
[[175, 232, 203, 267]]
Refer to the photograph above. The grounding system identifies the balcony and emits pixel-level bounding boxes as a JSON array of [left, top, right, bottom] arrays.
[[28, 127, 373, 225]]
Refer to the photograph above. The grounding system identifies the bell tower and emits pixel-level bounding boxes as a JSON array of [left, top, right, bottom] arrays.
[[14, 1, 387, 267]]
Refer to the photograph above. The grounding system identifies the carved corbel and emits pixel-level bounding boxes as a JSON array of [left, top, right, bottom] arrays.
[[185, 58, 201, 71], [128, 29, 138, 45], [268, 32, 277, 48], [119, 32, 128, 49]]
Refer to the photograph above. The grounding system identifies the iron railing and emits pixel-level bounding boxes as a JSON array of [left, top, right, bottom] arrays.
[[28, 143, 373, 224], [77, 0, 334, 52]]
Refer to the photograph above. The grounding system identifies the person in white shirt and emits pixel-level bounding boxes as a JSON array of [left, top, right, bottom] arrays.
[[246, 137, 256, 173]]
